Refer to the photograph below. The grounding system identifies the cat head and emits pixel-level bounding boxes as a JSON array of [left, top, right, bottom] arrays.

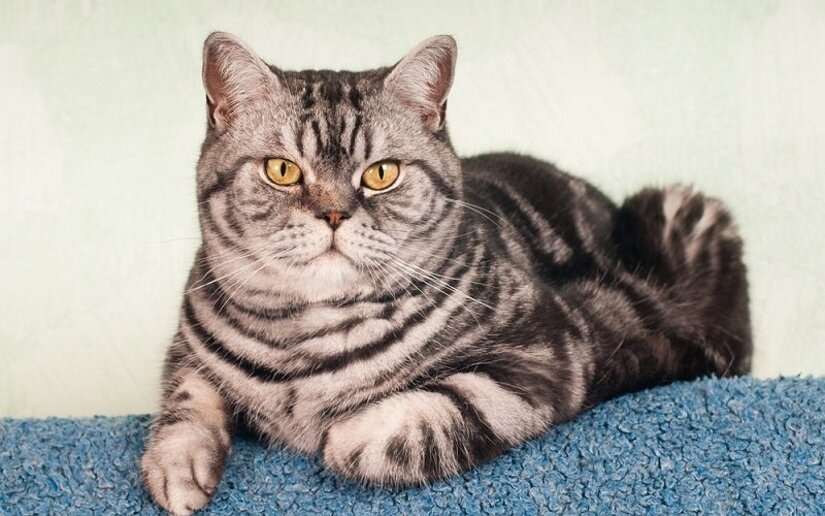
[[196, 32, 463, 304]]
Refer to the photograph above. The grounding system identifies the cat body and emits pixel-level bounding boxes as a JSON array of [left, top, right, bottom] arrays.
[[141, 33, 751, 515]]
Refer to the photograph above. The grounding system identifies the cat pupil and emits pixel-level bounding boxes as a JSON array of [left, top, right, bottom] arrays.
[[280, 162, 286, 176], [379, 165, 385, 180]]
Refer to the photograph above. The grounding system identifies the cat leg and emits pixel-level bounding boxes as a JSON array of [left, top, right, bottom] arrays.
[[322, 372, 555, 485], [141, 364, 231, 515]]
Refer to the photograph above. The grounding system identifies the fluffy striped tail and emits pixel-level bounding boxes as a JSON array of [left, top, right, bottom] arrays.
[[613, 185, 752, 376]]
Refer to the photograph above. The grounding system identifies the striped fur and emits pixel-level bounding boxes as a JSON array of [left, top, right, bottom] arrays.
[[141, 33, 751, 514]]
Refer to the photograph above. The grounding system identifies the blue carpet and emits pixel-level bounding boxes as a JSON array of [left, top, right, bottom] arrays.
[[1, 377, 823, 515]]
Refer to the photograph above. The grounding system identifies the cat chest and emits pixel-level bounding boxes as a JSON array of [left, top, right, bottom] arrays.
[[199, 311, 410, 452], [188, 292, 467, 451], [222, 351, 400, 453]]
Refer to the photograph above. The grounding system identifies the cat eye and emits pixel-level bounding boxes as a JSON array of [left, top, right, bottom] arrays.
[[361, 161, 400, 191], [265, 158, 302, 186]]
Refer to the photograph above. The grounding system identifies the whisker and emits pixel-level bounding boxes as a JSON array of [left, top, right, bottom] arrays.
[[444, 197, 502, 227], [187, 242, 291, 295], [214, 246, 299, 314]]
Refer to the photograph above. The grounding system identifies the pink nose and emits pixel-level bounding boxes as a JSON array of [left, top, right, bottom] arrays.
[[322, 211, 349, 229]]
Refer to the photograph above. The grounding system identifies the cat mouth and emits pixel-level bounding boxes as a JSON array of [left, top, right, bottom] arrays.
[[315, 246, 352, 263], [292, 245, 353, 267]]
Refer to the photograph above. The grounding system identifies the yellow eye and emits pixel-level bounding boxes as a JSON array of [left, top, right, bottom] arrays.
[[361, 161, 400, 191], [265, 158, 302, 186]]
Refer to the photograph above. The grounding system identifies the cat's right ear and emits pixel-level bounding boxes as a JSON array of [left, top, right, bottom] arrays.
[[202, 32, 278, 133]]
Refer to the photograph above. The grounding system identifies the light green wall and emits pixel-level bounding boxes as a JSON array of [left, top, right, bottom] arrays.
[[1, 0, 823, 417]]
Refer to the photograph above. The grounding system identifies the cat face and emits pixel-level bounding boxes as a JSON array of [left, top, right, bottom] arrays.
[[196, 33, 462, 303]]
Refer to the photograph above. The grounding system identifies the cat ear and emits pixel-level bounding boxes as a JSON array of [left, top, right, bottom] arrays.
[[202, 32, 278, 132], [385, 35, 457, 131]]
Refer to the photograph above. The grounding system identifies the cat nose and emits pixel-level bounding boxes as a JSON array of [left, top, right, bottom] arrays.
[[320, 210, 350, 229]]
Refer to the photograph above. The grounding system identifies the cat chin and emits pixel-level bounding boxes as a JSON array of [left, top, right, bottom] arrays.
[[290, 252, 364, 303]]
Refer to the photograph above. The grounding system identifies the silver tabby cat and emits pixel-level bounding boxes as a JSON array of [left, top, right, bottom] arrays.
[[141, 32, 751, 514]]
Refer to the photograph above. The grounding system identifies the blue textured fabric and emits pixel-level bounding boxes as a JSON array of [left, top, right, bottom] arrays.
[[1, 377, 823, 515]]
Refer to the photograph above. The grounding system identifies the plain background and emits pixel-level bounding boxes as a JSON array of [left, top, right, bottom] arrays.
[[1, 0, 823, 417]]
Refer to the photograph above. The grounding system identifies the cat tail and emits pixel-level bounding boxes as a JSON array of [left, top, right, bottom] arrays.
[[613, 185, 752, 376]]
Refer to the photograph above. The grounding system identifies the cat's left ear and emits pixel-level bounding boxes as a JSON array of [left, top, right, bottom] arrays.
[[384, 35, 457, 132]]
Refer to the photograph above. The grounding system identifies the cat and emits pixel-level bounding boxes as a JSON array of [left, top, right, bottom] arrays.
[[140, 32, 752, 515]]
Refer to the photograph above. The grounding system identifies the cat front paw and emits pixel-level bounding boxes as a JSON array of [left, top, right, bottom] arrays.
[[141, 422, 229, 515], [322, 390, 458, 485]]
